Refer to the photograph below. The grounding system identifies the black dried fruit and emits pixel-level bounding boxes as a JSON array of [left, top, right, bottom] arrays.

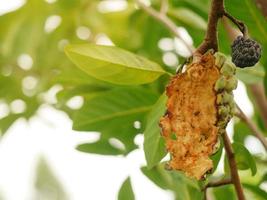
[[231, 36, 261, 68]]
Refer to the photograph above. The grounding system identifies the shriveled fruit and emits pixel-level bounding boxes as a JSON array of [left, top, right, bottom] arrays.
[[231, 36, 261, 68]]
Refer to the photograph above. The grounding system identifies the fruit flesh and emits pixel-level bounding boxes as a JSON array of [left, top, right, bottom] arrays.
[[160, 53, 220, 180]]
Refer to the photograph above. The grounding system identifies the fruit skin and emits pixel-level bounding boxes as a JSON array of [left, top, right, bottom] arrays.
[[220, 62, 236, 76], [214, 76, 226, 91], [231, 36, 261, 68], [215, 52, 227, 68], [225, 76, 238, 92]]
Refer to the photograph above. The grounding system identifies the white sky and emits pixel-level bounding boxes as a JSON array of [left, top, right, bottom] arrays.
[[0, 0, 265, 200]]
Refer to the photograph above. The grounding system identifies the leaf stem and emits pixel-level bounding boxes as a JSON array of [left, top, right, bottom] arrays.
[[222, 131, 246, 200], [223, 11, 248, 38]]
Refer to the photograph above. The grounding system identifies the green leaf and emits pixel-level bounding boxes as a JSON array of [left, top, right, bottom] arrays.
[[232, 142, 257, 176], [233, 120, 251, 144], [141, 165, 171, 190], [77, 139, 124, 155], [34, 157, 67, 200], [213, 185, 237, 200], [65, 44, 167, 85], [236, 65, 265, 84], [118, 177, 135, 200], [73, 87, 159, 154], [243, 183, 267, 200], [141, 164, 201, 200], [143, 94, 167, 169], [210, 137, 223, 172]]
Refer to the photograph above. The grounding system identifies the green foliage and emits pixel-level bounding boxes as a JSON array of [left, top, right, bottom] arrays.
[[118, 177, 135, 200], [0, 0, 267, 199], [65, 44, 168, 85], [141, 164, 202, 200], [143, 94, 167, 169], [73, 87, 159, 154], [34, 157, 68, 200], [232, 142, 257, 176]]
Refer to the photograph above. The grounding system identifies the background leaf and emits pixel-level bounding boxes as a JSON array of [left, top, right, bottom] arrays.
[[73, 87, 159, 154], [118, 177, 135, 200], [232, 142, 257, 176]]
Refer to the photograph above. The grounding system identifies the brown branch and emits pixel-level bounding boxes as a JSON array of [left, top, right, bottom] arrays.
[[249, 84, 267, 129], [203, 178, 232, 200], [255, 0, 267, 17], [204, 178, 232, 189], [235, 104, 267, 151], [134, 0, 194, 54], [222, 131, 246, 200], [195, 0, 225, 54]]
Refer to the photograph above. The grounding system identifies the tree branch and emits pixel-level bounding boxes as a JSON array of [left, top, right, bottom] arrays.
[[235, 104, 267, 151], [249, 84, 267, 129], [134, 0, 194, 54], [195, 0, 225, 54], [222, 131, 246, 200]]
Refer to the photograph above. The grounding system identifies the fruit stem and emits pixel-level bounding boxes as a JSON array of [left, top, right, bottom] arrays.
[[223, 11, 248, 38]]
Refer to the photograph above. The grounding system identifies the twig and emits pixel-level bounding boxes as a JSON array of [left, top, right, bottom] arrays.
[[235, 104, 267, 151], [203, 178, 232, 200], [134, 0, 194, 54], [160, 0, 168, 15], [222, 131, 246, 200], [204, 178, 232, 189]]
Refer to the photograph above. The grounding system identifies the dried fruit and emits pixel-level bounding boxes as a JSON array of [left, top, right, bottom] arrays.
[[231, 36, 261, 68]]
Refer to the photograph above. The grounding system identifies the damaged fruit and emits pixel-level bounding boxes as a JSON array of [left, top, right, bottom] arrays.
[[160, 52, 237, 180]]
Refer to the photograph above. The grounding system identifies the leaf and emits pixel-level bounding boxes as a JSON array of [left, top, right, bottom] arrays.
[[34, 157, 68, 200], [232, 142, 257, 176], [141, 165, 171, 190], [233, 121, 251, 144], [235, 65, 265, 84], [141, 164, 201, 200], [77, 139, 124, 155], [210, 137, 223, 172], [64, 44, 168, 85], [143, 94, 167, 169], [243, 183, 267, 200], [118, 177, 135, 200], [73, 87, 159, 154], [213, 185, 237, 200]]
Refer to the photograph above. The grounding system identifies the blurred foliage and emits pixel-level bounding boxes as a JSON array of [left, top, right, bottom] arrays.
[[118, 177, 135, 200], [34, 157, 68, 200], [0, 0, 267, 199]]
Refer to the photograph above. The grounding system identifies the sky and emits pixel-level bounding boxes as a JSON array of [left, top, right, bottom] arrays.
[[0, 0, 265, 200]]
